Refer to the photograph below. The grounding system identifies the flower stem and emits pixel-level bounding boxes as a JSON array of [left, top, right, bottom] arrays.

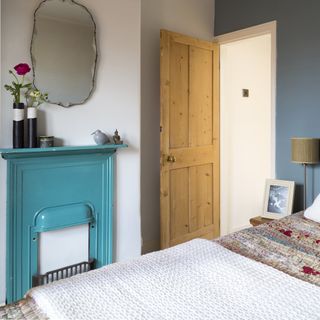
[[11, 71, 19, 84]]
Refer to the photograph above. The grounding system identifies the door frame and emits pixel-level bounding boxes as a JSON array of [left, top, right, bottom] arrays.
[[215, 21, 277, 235], [215, 21, 276, 177]]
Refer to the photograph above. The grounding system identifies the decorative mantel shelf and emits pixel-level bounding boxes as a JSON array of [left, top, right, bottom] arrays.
[[1, 144, 127, 303], [0, 143, 128, 159]]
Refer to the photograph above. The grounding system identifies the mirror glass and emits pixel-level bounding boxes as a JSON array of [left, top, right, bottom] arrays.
[[31, 0, 97, 107]]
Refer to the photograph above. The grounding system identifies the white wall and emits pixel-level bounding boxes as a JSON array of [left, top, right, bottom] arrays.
[[0, 0, 141, 304], [141, 0, 215, 253], [0, 1, 4, 307], [220, 34, 272, 234]]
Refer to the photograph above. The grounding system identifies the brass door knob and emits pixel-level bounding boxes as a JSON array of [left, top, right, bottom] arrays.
[[167, 155, 177, 163]]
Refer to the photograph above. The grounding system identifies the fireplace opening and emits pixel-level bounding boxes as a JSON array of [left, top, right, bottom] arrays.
[[30, 202, 97, 288], [38, 224, 89, 275]]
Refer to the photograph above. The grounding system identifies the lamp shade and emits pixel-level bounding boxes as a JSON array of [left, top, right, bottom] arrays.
[[291, 137, 320, 164]]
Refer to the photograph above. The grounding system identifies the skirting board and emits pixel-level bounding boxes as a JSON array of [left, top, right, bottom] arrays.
[[142, 240, 160, 255]]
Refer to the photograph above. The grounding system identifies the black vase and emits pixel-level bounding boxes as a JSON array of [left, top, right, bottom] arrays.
[[13, 102, 24, 148], [27, 107, 37, 148]]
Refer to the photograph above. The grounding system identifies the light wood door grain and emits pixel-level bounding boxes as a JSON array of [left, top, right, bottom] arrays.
[[160, 30, 220, 249]]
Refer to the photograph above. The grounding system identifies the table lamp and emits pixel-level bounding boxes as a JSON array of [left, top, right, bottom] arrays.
[[291, 137, 320, 209]]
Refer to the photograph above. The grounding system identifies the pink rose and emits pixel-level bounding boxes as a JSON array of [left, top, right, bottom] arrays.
[[14, 63, 31, 76]]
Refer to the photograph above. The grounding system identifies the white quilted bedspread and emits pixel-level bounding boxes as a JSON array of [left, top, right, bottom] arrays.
[[28, 239, 320, 320]]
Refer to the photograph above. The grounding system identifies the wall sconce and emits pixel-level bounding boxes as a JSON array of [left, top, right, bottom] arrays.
[[291, 137, 320, 209]]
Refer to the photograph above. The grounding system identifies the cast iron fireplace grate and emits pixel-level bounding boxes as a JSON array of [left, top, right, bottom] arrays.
[[33, 259, 95, 287]]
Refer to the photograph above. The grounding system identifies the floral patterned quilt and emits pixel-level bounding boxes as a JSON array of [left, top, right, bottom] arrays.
[[0, 298, 47, 319], [217, 211, 320, 285]]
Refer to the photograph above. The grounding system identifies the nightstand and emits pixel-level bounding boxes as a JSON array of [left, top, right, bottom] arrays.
[[249, 216, 274, 227]]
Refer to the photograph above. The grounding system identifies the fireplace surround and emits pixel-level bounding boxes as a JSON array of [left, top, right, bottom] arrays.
[[0, 144, 126, 303]]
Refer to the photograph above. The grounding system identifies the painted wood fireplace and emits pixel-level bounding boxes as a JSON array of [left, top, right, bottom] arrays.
[[0, 144, 126, 303]]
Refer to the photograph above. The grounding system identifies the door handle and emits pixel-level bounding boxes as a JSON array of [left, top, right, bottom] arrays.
[[167, 155, 177, 163]]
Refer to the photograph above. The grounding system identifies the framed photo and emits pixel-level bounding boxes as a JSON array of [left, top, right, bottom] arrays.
[[262, 179, 295, 219]]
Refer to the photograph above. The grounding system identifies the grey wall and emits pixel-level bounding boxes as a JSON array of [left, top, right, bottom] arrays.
[[215, 0, 320, 210], [141, 0, 215, 253]]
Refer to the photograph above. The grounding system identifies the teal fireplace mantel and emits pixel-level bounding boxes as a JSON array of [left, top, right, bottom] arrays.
[[1, 144, 127, 303], [0, 144, 128, 159]]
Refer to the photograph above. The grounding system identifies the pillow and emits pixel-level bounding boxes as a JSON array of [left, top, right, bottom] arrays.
[[304, 193, 320, 223]]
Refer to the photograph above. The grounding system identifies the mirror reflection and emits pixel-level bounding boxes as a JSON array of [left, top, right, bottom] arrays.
[[31, 0, 97, 107]]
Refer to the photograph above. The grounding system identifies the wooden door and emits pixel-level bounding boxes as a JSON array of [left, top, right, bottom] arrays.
[[160, 30, 220, 249]]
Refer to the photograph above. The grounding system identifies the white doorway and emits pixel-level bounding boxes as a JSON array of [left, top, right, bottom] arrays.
[[216, 22, 276, 235]]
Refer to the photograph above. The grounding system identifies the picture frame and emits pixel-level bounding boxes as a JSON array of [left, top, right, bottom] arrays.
[[262, 179, 295, 219]]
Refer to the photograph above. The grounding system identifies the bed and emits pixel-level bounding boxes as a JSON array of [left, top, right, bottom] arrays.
[[2, 212, 320, 319]]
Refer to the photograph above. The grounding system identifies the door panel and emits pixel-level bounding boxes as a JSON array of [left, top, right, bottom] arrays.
[[190, 164, 214, 231], [170, 168, 189, 239], [169, 43, 189, 149], [189, 46, 213, 147], [160, 30, 220, 249]]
